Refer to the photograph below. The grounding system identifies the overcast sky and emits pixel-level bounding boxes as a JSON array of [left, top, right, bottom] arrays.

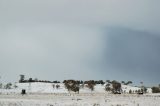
[[0, 0, 160, 86]]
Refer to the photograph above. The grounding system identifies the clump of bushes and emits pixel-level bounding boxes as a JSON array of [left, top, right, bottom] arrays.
[[84, 80, 96, 92], [152, 86, 160, 93], [63, 80, 80, 93]]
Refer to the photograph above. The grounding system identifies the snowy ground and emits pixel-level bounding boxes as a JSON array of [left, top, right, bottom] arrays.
[[0, 82, 152, 94], [0, 82, 156, 106], [0, 93, 160, 106]]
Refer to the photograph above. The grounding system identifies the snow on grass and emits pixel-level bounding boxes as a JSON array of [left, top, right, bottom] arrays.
[[0, 82, 152, 95], [0, 82, 156, 106], [0, 94, 160, 106]]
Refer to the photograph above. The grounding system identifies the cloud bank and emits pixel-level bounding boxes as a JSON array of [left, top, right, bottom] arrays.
[[0, 0, 160, 85]]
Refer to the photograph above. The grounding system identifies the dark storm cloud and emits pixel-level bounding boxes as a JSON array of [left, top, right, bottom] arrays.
[[102, 27, 160, 85]]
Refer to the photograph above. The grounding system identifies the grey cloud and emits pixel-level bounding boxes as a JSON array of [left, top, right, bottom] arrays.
[[0, 0, 160, 86], [102, 27, 160, 85], [0, 24, 105, 82], [0, 0, 160, 33]]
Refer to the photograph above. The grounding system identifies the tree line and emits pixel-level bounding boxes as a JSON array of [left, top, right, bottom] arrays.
[[19, 75, 60, 83], [63, 79, 122, 94]]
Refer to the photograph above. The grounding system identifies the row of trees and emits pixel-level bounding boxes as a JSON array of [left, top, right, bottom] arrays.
[[128, 89, 147, 94], [63, 80, 122, 94], [63, 80, 99, 93], [19, 75, 133, 86], [63, 80, 151, 94], [19, 75, 60, 83], [63, 80, 105, 85]]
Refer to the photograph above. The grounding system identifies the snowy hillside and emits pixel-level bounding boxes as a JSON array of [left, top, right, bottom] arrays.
[[0, 82, 152, 94], [121, 85, 151, 93]]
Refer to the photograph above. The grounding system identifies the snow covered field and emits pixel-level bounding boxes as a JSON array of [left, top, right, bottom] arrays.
[[0, 82, 158, 106], [0, 82, 152, 94], [0, 93, 160, 106]]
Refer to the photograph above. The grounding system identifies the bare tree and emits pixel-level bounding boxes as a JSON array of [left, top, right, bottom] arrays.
[[111, 80, 121, 94], [4, 83, 12, 89], [64, 80, 80, 93], [52, 84, 55, 88], [56, 84, 60, 89], [105, 83, 111, 92], [84, 80, 95, 92]]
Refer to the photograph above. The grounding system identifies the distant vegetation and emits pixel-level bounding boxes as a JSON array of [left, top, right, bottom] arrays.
[[63, 80, 80, 93], [84, 80, 96, 92], [19, 75, 60, 83], [121, 81, 133, 85], [1, 75, 160, 94], [152, 86, 160, 93]]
